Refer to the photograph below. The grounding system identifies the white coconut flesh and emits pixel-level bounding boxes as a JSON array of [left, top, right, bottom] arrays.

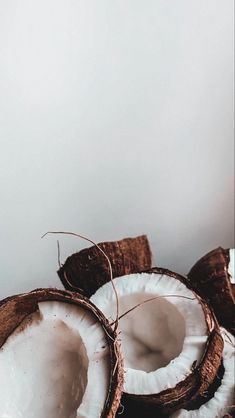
[[0, 301, 110, 418], [228, 248, 235, 284], [91, 272, 208, 395], [172, 331, 235, 418]]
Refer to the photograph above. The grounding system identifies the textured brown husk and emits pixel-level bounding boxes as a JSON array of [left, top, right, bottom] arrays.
[[0, 288, 124, 418], [188, 247, 235, 335], [58, 235, 152, 297]]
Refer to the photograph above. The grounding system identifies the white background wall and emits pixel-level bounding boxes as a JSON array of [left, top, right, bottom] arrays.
[[0, 0, 234, 299]]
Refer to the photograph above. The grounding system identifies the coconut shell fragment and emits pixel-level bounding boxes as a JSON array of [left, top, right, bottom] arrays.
[[188, 248, 235, 335], [0, 288, 124, 418], [58, 235, 152, 297]]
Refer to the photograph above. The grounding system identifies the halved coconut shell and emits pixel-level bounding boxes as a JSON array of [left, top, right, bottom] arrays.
[[0, 288, 124, 418], [188, 248, 235, 335], [58, 235, 152, 297], [91, 268, 224, 417]]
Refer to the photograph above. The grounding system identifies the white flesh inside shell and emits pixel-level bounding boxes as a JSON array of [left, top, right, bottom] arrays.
[[172, 331, 235, 418], [91, 273, 208, 395], [229, 248, 235, 284], [0, 301, 110, 418]]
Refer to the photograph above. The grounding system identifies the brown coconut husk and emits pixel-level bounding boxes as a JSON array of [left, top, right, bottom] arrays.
[[0, 288, 124, 418], [188, 247, 235, 335], [58, 235, 152, 297]]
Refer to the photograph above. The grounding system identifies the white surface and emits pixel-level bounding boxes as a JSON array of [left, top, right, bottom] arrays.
[[0, 1, 234, 299]]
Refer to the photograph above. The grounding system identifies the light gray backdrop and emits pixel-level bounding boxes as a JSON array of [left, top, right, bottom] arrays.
[[0, 0, 234, 298]]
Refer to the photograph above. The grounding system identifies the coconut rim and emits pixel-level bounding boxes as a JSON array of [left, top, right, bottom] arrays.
[[0, 288, 124, 418], [91, 267, 224, 413], [171, 330, 235, 418]]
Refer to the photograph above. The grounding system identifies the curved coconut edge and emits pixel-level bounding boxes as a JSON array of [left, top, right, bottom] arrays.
[[171, 330, 235, 418], [0, 288, 124, 418], [57, 235, 152, 297], [111, 267, 224, 417], [187, 247, 235, 335]]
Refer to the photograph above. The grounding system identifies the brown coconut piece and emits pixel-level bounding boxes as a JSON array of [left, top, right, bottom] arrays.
[[188, 247, 235, 335], [0, 288, 124, 418], [58, 235, 152, 297]]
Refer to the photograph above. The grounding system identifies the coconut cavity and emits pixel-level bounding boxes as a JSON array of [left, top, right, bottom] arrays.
[[112, 292, 185, 373], [91, 272, 208, 395], [0, 300, 110, 418]]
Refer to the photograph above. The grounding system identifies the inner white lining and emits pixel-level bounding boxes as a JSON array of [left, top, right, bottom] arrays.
[[172, 331, 235, 418], [0, 301, 110, 418], [91, 273, 208, 395]]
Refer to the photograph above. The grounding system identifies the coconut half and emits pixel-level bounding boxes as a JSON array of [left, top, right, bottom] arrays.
[[188, 248, 235, 335], [58, 235, 152, 297], [0, 289, 123, 418], [171, 330, 235, 418], [91, 268, 224, 416]]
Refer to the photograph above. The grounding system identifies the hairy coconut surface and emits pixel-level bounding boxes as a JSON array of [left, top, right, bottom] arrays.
[[188, 248, 235, 335], [91, 269, 223, 417], [58, 235, 152, 296], [0, 289, 123, 418], [172, 330, 235, 418]]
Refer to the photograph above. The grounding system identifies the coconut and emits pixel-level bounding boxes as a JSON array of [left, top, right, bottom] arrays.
[[0, 288, 123, 418], [188, 248, 235, 335], [58, 235, 152, 296], [171, 330, 235, 418], [90, 268, 224, 417]]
